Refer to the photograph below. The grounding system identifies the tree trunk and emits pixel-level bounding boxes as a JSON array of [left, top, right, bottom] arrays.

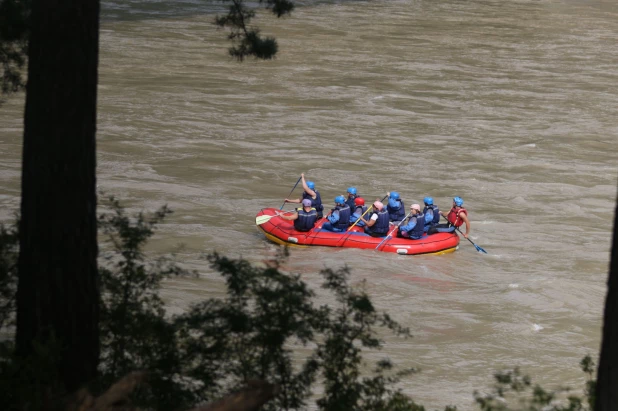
[[15, 0, 100, 394], [595, 188, 618, 410]]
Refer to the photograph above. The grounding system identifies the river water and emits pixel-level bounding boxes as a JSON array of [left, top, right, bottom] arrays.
[[1, 0, 617, 409]]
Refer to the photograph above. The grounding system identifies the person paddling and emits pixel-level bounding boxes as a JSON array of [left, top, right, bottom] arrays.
[[386, 191, 405, 223], [362, 200, 390, 237], [322, 195, 351, 232], [278, 199, 318, 232], [422, 196, 441, 232], [349, 197, 368, 227], [398, 204, 425, 240], [284, 173, 324, 218], [345, 187, 359, 210], [432, 196, 470, 238]]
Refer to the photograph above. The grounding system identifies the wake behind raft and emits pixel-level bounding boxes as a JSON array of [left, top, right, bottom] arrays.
[[255, 208, 459, 255]]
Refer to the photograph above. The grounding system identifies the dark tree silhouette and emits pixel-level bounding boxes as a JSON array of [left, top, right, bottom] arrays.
[[9, 0, 295, 396], [0, 0, 29, 97], [15, 0, 100, 392], [595, 188, 618, 411]]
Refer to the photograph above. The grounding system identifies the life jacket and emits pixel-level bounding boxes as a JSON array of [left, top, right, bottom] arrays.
[[294, 207, 318, 232], [330, 204, 351, 230], [369, 209, 390, 234], [387, 199, 405, 222], [447, 207, 467, 227], [409, 213, 425, 239], [345, 195, 356, 210], [423, 205, 440, 226], [350, 206, 366, 227], [303, 190, 323, 214]]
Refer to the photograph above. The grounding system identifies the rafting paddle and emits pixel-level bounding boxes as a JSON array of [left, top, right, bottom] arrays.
[[256, 211, 294, 226], [280, 176, 302, 210], [440, 215, 487, 254], [375, 211, 412, 250]]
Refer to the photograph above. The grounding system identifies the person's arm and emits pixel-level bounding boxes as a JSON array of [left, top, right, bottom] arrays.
[[301, 173, 316, 197], [439, 208, 452, 218], [285, 198, 301, 204], [327, 210, 339, 224], [408, 217, 417, 231], [399, 216, 415, 232], [278, 211, 299, 221], [364, 213, 377, 227], [459, 213, 471, 238]]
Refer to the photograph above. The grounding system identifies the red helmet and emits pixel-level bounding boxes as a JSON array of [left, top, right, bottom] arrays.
[[354, 197, 365, 206]]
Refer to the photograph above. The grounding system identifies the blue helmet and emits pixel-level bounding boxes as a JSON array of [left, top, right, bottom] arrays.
[[306, 181, 315, 190], [453, 196, 464, 207], [335, 195, 346, 205], [423, 196, 433, 205], [390, 191, 400, 200], [347, 187, 357, 195]]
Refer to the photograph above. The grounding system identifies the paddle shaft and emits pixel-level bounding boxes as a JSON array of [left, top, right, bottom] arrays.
[[280, 176, 303, 210]]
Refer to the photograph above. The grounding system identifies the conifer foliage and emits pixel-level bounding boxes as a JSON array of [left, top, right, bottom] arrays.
[[0, 0, 29, 98], [215, 0, 295, 60]]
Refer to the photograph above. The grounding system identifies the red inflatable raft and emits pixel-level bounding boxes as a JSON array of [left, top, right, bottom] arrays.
[[255, 208, 459, 255]]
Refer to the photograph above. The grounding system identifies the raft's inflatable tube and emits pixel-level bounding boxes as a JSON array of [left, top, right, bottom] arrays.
[[256, 208, 459, 255]]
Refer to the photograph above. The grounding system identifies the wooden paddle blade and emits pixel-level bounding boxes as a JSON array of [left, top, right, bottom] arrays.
[[256, 215, 274, 225]]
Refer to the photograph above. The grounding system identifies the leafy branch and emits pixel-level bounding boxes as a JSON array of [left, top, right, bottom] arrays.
[[214, 0, 294, 60], [0, 0, 30, 99]]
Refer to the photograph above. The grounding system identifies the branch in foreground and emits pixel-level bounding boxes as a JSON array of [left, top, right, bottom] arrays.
[[69, 371, 147, 411], [191, 380, 280, 411]]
